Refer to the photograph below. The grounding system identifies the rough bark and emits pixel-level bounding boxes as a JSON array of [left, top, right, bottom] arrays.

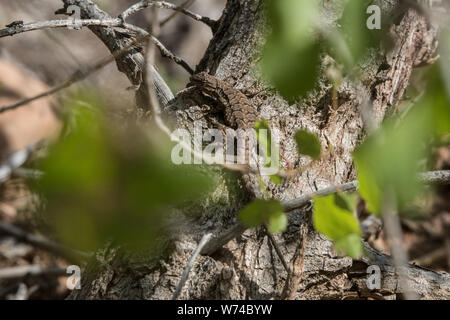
[[68, 0, 449, 300]]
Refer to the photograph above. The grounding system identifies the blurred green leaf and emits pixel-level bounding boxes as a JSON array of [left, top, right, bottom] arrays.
[[238, 199, 286, 234], [335, 234, 363, 258], [354, 155, 382, 215], [269, 174, 282, 185], [261, 0, 321, 100], [353, 63, 450, 216], [334, 193, 357, 213], [268, 210, 287, 234], [335, 0, 383, 67], [295, 130, 321, 159], [313, 194, 362, 258], [400, 204, 428, 221], [313, 194, 360, 239], [33, 97, 214, 252], [420, 64, 450, 137], [255, 120, 280, 169], [255, 120, 272, 162]]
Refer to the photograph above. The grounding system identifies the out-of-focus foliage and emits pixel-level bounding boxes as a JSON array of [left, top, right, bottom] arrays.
[[255, 120, 282, 185], [260, 0, 449, 259], [32, 94, 213, 252], [313, 194, 362, 258], [295, 129, 321, 160], [333, 0, 383, 69], [261, 0, 389, 100], [255, 119, 279, 168], [354, 64, 450, 217], [238, 199, 286, 234], [261, 0, 321, 101]]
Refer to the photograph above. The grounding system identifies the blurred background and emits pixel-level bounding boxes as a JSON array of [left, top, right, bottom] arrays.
[[0, 0, 448, 300], [0, 0, 226, 106]]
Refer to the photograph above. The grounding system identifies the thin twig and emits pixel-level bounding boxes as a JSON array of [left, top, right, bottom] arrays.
[[265, 228, 290, 274], [149, 33, 194, 74], [200, 223, 246, 256], [281, 180, 359, 212], [160, 0, 195, 27], [172, 233, 212, 300], [0, 222, 91, 263], [201, 170, 450, 255], [120, 0, 216, 29]]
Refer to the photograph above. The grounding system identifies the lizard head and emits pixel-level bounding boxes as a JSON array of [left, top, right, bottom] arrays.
[[189, 72, 217, 93]]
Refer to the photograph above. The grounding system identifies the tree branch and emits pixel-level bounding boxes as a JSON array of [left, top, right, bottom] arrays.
[[0, 18, 125, 38], [58, 0, 174, 110], [119, 0, 216, 30], [0, 26, 187, 113], [0, 265, 67, 280], [201, 170, 450, 255]]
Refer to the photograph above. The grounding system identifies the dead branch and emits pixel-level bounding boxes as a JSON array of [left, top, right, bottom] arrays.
[[0, 265, 67, 280], [119, 0, 216, 30], [0, 221, 91, 263]]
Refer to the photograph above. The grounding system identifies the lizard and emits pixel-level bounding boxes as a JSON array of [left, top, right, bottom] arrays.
[[188, 72, 258, 130], [188, 72, 261, 196]]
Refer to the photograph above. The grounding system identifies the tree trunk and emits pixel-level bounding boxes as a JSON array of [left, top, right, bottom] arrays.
[[67, 0, 449, 300]]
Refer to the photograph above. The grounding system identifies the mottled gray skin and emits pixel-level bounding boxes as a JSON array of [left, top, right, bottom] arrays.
[[189, 72, 261, 196], [189, 72, 258, 130]]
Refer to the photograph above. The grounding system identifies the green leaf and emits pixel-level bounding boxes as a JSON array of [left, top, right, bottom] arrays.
[[261, 0, 321, 101], [238, 199, 286, 234], [335, 234, 363, 258], [269, 174, 282, 185], [255, 120, 280, 169], [313, 194, 361, 240], [313, 194, 362, 258], [353, 155, 382, 215], [268, 211, 287, 234], [421, 64, 450, 137], [255, 120, 272, 161], [335, 0, 384, 67], [262, 41, 321, 101], [266, 0, 319, 50], [295, 130, 321, 159], [353, 64, 447, 217], [334, 193, 357, 213]]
